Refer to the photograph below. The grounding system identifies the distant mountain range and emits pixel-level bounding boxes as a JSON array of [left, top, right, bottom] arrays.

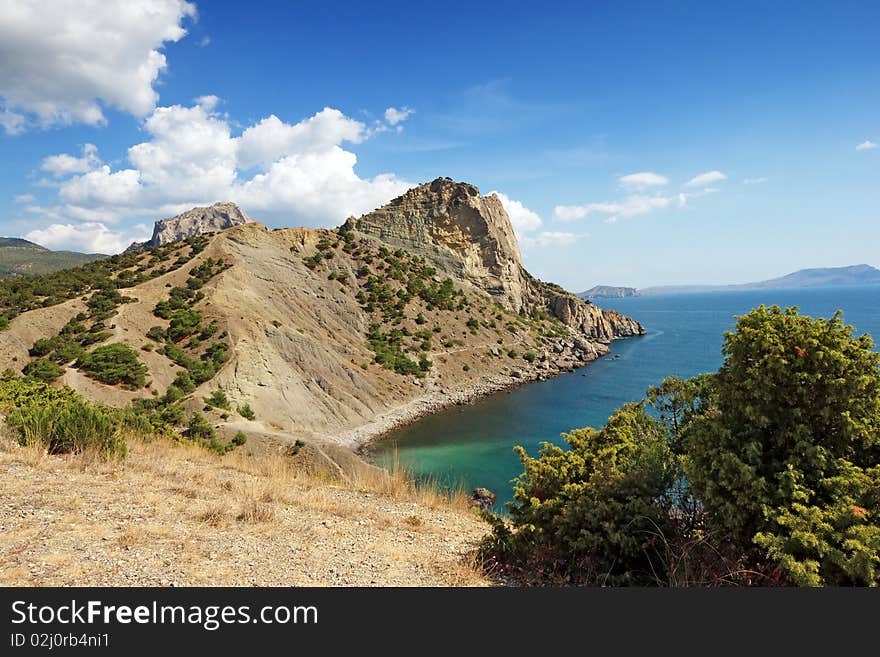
[[580, 264, 880, 299], [0, 237, 105, 279]]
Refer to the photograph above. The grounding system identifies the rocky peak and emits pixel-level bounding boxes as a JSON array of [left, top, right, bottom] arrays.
[[348, 177, 645, 341], [347, 177, 526, 311], [127, 202, 252, 251]]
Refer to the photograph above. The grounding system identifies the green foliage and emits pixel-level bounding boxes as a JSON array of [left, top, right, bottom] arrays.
[[487, 306, 880, 586], [166, 308, 202, 342], [523, 351, 536, 363], [187, 412, 215, 441], [238, 403, 256, 421], [489, 404, 676, 585], [204, 388, 231, 411], [22, 358, 64, 383], [683, 305, 880, 585], [231, 431, 248, 447], [0, 373, 130, 459], [76, 343, 148, 389], [367, 323, 425, 376], [0, 236, 204, 330]]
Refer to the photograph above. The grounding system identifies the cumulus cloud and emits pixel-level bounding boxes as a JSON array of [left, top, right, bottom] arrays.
[[554, 195, 674, 223], [21, 100, 414, 239], [14, 193, 35, 203], [0, 0, 195, 133], [237, 108, 365, 169], [489, 191, 543, 237], [41, 143, 101, 177], [25, 222, 151, 254], [685, 170, 726, 187], [856, 140, 878, 151], [618, 172, 668, 189], [384, 107, 414, 126]]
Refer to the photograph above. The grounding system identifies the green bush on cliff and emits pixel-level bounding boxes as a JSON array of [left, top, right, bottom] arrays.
[[76, 343, 148, 389]]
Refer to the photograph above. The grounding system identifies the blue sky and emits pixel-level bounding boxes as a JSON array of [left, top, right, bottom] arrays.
[[1, 0, 878, 290]]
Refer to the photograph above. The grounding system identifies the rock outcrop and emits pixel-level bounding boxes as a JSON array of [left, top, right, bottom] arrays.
[[346, 178, 526, 312], [348, 177, 645, 342], [127, 202, 251, 251]]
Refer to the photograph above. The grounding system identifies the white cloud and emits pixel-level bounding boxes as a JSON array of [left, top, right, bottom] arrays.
[[618, 172, 668, 189], [0, 0, 195, 133], [520, 231, 579, 248], [237, 108, 365, 169], [384, 107, 414, 126], [742, 176, 768, 185], [22, 100, 414, 235], [489, 191, 543, 237], [41, 143, 101, 177], [856, 140, 878, 151], [14, 193, 35, 203], [555, 195, 673, 223], [25, 222, 151, 254], [685, 170, 727, 187]]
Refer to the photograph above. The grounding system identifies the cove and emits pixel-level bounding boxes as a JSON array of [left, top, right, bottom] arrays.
[[369, 285, 880, 507]]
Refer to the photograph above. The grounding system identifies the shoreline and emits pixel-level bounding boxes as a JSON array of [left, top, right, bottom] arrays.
[[335, 337, 639, 454]]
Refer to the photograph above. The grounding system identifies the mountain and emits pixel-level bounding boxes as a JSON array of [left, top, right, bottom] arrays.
[[580, 285, 638, 299], [0, 178, 643, 451], [125, 201, 252, 251], [639, 264, 880, 296], [0, 237, 104, 279]]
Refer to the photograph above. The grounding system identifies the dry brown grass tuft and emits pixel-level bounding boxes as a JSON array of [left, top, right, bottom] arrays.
[[197, 504, 229, 527], [236, 500, 275, 524]]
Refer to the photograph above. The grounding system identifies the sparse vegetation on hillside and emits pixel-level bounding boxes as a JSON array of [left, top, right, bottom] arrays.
[[0, 235, 210, 330]]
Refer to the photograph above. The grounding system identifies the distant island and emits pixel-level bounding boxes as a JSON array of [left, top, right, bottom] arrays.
[[581, 285, 639, 299], [0, 237, 105, 279], [580, 264, 880, 298]]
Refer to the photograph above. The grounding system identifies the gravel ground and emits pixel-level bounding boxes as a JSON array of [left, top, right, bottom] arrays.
[[0, 438, 490, 587]]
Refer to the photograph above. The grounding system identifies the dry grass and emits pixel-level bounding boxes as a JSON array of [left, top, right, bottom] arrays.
[[0, 433, 490, 586]]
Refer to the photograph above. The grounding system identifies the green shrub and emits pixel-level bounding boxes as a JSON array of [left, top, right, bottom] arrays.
[[204, 388, 231, 411], [231, 431, 248, 447], [22, 358, 64, 383], [486, 404, 676, 585], [683, 306, 880, 585], [187, 412, 215, 441], [146, 326, 166, 342], [523, 351, 536, 363], [0, 373, 127, 459], [76, 343, 148, 389], [238, 403, 256, 421]]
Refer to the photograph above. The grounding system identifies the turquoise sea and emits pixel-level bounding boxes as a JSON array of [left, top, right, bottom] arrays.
[[369, 285, 880, 507]]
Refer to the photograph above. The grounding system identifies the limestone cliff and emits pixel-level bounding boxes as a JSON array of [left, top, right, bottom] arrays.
[[127, 202, 251, 251], [348, 177, 644, 343], [346, 178, 526, 311]]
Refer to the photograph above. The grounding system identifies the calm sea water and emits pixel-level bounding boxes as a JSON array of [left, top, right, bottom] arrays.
[[370, 286, 880, 506]]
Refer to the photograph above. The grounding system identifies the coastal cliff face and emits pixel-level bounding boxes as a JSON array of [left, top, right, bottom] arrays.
[[349, 177, 645, 343], [347, 178, 526, 312], [127, 202, 252, 251]]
